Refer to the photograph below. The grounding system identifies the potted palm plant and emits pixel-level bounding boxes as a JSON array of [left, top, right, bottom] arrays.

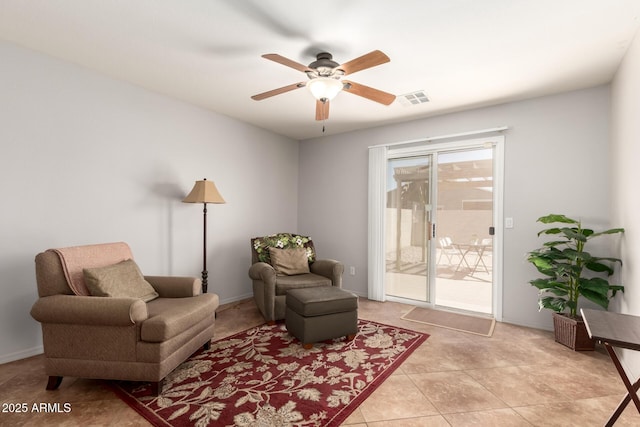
[[527, 214, 624, 350]]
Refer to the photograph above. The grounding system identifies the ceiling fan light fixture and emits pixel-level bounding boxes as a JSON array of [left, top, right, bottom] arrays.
[[307, 77, 343, 102]]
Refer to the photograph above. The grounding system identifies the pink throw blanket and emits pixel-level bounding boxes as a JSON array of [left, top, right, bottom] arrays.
[[50, 242, 133, 296]]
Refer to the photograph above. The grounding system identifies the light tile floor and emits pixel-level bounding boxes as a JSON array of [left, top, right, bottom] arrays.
[[1, 298, 640, 426]]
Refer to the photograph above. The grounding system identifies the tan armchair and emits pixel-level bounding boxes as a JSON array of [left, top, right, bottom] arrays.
[[248, 233, 343, 323], [30, 242, 219, 395]]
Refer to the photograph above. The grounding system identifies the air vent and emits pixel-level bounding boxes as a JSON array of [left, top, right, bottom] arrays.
[[398, 90, 430, 106]]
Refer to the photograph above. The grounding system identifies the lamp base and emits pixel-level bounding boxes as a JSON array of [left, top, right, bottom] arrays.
[[202, 270, 208, 294]]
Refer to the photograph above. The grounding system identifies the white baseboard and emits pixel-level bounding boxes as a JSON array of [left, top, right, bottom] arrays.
[[218, 293, 254, 306], [0, 346, 43, 365], [348, 289, 368, 298]]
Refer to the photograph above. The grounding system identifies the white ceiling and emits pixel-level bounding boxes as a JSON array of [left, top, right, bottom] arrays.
[[1, 0, 639, 140]]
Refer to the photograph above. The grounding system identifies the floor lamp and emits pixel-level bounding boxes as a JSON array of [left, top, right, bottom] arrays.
[[183, 178, 225, 293]]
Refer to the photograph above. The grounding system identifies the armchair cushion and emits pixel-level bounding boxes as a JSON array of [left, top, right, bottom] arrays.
[[268, 247, 310, 276], [142, 293, 218, 342], [83, 259, 159, 302], [275, 274, 331, 295]]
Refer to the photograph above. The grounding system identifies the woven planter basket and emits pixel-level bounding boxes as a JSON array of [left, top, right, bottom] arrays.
[[552, 312, 595, 351]]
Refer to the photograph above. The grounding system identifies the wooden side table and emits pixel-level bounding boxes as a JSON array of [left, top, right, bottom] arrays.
[[581, 308, 640, 426]]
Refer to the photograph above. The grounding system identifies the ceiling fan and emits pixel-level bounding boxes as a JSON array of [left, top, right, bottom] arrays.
[[251, 50, 396, 121]]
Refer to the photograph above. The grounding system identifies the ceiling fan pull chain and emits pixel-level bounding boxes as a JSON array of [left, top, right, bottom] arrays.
[[321, 99, 327, 133], [322, 114, 327, 133]]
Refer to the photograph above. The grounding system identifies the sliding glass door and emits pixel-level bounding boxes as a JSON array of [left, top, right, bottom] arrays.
[[381, 137, 501, 316], [385, 155, 432, 302], [434, 148, 493, 314]]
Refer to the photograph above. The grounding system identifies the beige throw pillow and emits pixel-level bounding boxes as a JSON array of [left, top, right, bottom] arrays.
[[268, 247, 310, 276], [83, 259, 159, 302]]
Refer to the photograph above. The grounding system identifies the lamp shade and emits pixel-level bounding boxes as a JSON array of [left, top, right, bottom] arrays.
[[182, 179, 225, 204], [307, 77, 343, 101]]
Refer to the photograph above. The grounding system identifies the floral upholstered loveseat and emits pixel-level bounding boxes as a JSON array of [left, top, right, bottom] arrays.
[[248, 233, 343, 323]]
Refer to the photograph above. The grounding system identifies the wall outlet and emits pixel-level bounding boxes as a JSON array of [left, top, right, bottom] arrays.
[[349, 266, 356, 276]]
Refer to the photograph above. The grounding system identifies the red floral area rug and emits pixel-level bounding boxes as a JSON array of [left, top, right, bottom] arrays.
[[111, 320, 428, 426]]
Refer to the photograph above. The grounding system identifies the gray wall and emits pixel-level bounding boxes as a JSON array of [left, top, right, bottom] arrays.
[[298, 85, 612, 331], [611, 28, 640, 379], [0, 42, 299, 363]]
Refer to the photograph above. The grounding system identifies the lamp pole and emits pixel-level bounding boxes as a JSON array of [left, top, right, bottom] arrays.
[[201, 201, 208, 293]]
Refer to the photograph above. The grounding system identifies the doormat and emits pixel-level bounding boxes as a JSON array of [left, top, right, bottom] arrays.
[[110, 319, 429, 426], [401, 306, 495, 337]]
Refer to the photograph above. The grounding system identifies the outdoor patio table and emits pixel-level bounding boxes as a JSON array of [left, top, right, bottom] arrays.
[[452, 242, 489, 275], [581, 308, 640, 426]]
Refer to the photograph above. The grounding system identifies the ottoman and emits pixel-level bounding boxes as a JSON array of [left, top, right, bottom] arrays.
[[285, 286, 358, 349]]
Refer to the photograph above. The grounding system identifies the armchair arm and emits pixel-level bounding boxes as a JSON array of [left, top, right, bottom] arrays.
[[248, 262, 277, 284], [310, 259, 344, 288], [30, 294, 148, 326], [145, 276, 202, 297], [248, 262, 277, 322]]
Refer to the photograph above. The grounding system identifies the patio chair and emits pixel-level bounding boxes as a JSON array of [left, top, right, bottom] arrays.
[[437, 236, 460, 266]]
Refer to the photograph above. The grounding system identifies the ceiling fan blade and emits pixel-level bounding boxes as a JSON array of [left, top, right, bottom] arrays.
[[315, 100, 330, 121], [262, 53, 312, 73], [343, 80, 396, 105], [251, 82, 305, 101], [339, 50, 390, 75]]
